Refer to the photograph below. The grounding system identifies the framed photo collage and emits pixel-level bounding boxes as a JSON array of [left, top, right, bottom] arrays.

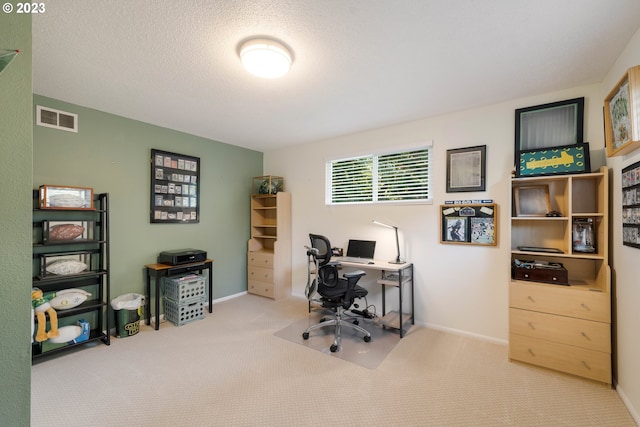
[[150, 149, 200, 224], [622, 160, 640, 248]]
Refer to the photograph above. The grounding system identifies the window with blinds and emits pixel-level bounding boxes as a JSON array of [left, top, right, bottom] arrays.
[[326, 147, 432, 205]]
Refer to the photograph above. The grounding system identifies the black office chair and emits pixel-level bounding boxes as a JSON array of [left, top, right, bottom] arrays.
[[303, 234, 371, 352]]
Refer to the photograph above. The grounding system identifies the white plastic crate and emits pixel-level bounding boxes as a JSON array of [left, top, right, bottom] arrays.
[[163, 298, 205, 326], [161, 274, 206, 304]]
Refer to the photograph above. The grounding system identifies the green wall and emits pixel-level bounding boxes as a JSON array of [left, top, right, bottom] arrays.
[[0, 14, 32, 426], [33, 95, 262, 306]]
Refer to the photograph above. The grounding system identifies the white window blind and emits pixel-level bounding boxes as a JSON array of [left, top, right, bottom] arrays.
[[327, 147, 431, 205], [328, 155, 373, 203], [378, 149, 430, 201]]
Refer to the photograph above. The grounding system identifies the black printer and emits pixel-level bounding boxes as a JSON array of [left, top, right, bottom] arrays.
[[157, 249, 207, 265]]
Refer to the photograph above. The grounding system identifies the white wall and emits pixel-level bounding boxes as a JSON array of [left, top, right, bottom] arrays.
[[265, 30, 640, 419], [264, 82, 604, 344], [600, 27, 640, 423]]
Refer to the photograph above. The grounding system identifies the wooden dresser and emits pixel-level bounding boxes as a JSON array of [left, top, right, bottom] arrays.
[[247, 177, 291, 300], [509, 167, 611, 384]]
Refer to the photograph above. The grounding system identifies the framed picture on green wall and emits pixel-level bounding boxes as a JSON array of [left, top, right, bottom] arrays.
[[150, 149, 200, 223]]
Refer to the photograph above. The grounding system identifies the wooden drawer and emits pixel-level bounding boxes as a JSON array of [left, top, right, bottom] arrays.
[[513, 265, 568, 285], [248, 280, 274, 298], [509, 308, 610, 353], [248, 252, 273, 268], [510, 282, 609, 322], [248, 266, 273, 284], [509, 334, 611, 384]]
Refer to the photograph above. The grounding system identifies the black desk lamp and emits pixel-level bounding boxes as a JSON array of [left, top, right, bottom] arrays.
[[373, 220, 403, 264]]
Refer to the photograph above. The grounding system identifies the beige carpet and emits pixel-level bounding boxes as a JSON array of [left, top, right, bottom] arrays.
[[274, 310, 400, 369], [31, 294, 636, 427]]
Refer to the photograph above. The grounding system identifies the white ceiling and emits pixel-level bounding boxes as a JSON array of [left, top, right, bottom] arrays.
[[32, 0, 640, 151]]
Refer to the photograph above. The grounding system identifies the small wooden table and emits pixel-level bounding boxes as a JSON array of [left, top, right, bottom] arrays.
[[145, 259, 214, 330]]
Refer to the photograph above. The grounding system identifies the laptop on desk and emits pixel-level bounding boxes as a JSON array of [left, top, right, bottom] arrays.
[[338, 239, 376, 264]]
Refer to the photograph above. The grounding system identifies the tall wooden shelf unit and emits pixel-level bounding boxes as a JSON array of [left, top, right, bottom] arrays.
[[509, 167, 611, 384], [247, 177, 291, 300]]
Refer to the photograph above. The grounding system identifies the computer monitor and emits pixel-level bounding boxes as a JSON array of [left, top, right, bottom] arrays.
[[346, 239, 376, 259]]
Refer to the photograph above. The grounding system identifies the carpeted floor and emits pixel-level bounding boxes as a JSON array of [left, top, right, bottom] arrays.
[[274, 310, 400, 369], [31, 294, 636, 427]]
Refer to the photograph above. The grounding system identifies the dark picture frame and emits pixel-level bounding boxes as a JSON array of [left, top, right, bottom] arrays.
[[446, 145, 486, 192], [440, 204, 497, 246], [515, 97, 584, 169], [622, 160, 640, 248], [150, 149, 200, 224]]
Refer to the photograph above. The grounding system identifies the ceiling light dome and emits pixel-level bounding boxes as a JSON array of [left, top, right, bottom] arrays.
[[240, 38, 292, 79]]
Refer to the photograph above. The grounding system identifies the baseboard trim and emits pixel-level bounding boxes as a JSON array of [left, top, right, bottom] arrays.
[[419, 321, 508, 346], [615, 384, 640, 425], [210, 291, 247, 305]]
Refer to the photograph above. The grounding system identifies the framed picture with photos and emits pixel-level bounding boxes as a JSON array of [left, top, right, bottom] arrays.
[[440, 203, 497, 246], [622, 160, 640, 248], [150, 149, 200, 224]]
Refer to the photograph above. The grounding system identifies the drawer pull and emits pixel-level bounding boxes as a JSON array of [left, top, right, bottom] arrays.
[[527, 322, 535, 330], [582, 361, 591, 370], [581, 303, 591, 311], [527, 296, 535, 303], [581, 332, 591, 341], [528, 348, 535, 356]]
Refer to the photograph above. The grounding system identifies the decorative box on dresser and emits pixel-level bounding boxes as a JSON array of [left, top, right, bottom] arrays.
[[509, 167, 611, 384], [247, 176, 291, 300]]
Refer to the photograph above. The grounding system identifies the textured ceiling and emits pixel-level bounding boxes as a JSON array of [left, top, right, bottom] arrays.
[[32, 0, 640, 151]]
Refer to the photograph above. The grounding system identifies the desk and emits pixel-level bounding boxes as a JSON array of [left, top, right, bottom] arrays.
[[145, 259, 214, 330], [335, 258, 414, 338]]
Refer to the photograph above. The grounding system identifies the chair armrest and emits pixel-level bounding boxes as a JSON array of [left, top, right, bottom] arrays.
[[343, 270, 366, 279], [341, 270, 366, 309]]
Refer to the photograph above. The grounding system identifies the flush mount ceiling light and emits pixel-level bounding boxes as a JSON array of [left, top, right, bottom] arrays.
[[239, 38, 292, 79]]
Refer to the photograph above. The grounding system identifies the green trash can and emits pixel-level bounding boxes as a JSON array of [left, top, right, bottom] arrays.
[[111, 293, 143, 337]]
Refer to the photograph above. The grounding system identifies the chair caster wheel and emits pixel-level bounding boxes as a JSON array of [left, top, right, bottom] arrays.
[[364, 335, 371, 343], [330, 344, 338, 352], [302, 332, 309, 340], [353, 319, 359, 325], [319, 318, 326, 323]]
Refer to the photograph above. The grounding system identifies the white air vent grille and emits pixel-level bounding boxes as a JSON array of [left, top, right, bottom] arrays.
[[36, 105, 78, 132]]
